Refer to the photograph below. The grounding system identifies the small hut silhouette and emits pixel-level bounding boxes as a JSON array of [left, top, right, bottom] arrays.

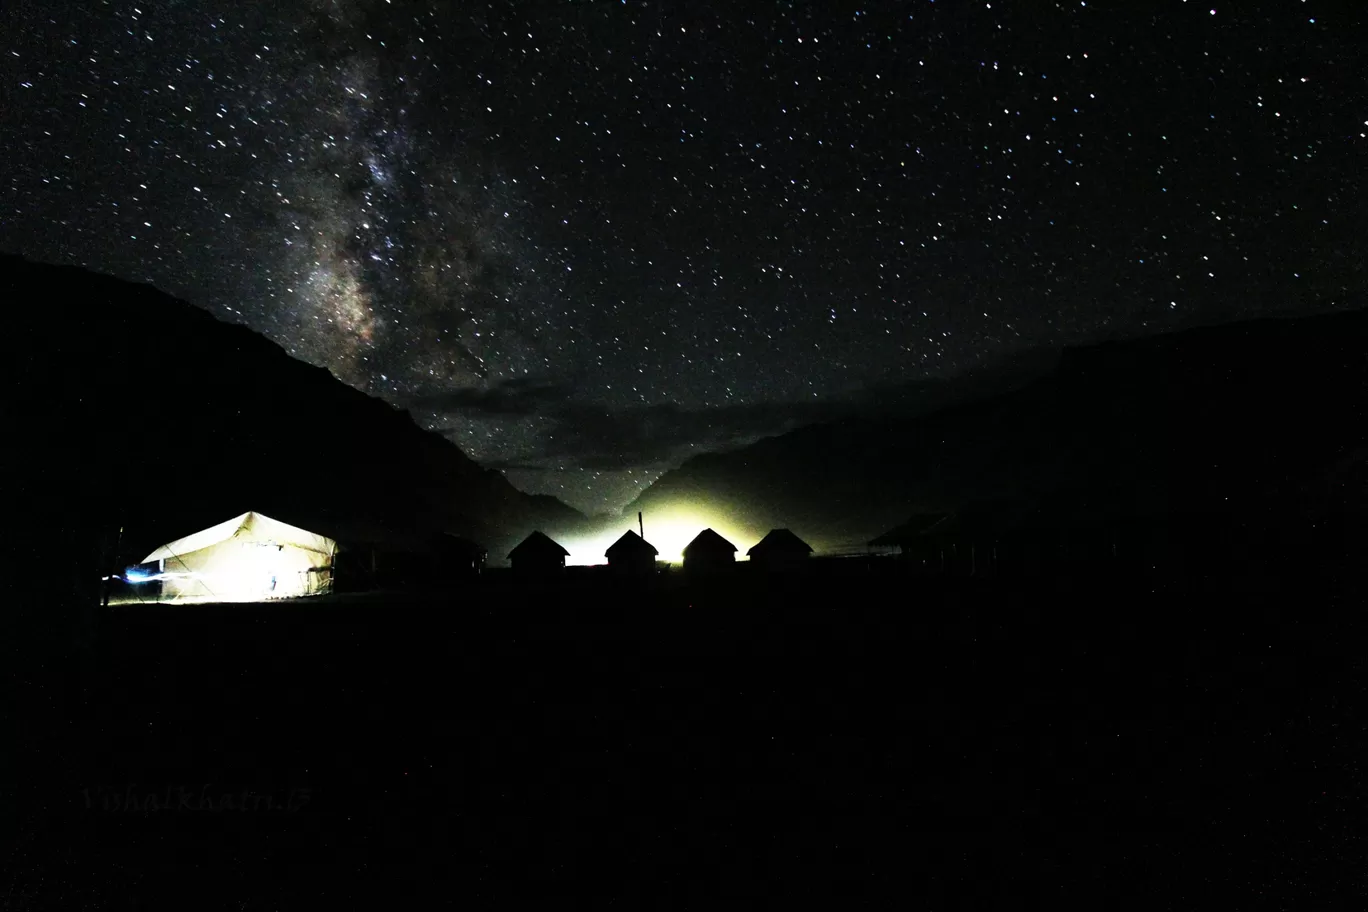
[[508, 530, 569, 575], [747, 528, 813, 571], [682, 528, 737, 572], [605, 530, 658, 576], [869, 513, 954, 563]]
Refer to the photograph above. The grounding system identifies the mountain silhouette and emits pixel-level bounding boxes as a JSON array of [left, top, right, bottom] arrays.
[[4, 255, 584, 644], [627, 308, 1368, 553]]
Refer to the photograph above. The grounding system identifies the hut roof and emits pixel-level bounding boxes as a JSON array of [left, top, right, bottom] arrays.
[[606, 529, 659, 559], [507, 530, 570, 560], [683, 528, 738, 557], [747, 528, 813, 557]]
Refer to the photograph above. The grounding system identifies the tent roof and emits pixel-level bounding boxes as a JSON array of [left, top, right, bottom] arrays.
[[606, 529, 658, 558], [683, 528, 737, 555], [142, 511, 337, 563], [747, 528, 813, 556]]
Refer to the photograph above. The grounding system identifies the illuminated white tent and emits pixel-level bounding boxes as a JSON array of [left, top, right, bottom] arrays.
[[136, 511, 337, 602]]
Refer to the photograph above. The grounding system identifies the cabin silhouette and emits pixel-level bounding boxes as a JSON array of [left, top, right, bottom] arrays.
[[332, 529, 485, 592], [507, 530, 569, 575], [682, 528, 737, 572], [747, 528, 813, 571], [428, 533, 486, 580], [869, 513, 954, 567], [871, 505, 1028, 574], [605, 530, 658, 576]]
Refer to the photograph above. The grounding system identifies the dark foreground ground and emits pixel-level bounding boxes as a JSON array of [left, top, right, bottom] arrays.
[[5, 565, 1365, 908]]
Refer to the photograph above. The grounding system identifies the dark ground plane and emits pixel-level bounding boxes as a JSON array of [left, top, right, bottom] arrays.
[[5, 563, 1365, 908]]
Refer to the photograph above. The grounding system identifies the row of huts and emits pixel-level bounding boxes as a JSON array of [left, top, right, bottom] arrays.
[[508, 527, 813, 575]]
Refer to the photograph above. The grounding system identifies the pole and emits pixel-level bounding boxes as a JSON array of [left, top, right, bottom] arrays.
[[638, 512, 644, 538], [102, 524, 124, 609]]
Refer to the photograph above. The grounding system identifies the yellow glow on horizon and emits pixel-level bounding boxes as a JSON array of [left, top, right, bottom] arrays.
[[562, 502, 763, 567]]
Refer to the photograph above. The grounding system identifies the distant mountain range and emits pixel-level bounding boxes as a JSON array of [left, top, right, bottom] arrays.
[[7, 251, 1365, 596], [4, 255, 587, 583], [627, 307, 1368, 553]]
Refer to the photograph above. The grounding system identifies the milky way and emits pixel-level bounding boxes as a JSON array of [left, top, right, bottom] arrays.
[[230, 3, 553, 393], [4, 1, 1362, 512]]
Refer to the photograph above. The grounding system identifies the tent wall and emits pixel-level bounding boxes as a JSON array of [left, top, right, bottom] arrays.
[[132, 511, 338, 603], [158, 541, 333, 602]]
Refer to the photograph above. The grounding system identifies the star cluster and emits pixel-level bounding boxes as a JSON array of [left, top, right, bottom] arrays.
[[4, 1, 1361, 512]]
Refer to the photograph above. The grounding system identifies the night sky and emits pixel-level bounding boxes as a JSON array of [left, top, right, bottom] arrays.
[[4, 1, 1362, 513]]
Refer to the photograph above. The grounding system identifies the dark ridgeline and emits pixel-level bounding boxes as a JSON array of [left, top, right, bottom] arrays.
[[605, 530, 658, 577], [508, 530, 570, 576], [746, 528, 814, 572], [682, 528, 738, 573]]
